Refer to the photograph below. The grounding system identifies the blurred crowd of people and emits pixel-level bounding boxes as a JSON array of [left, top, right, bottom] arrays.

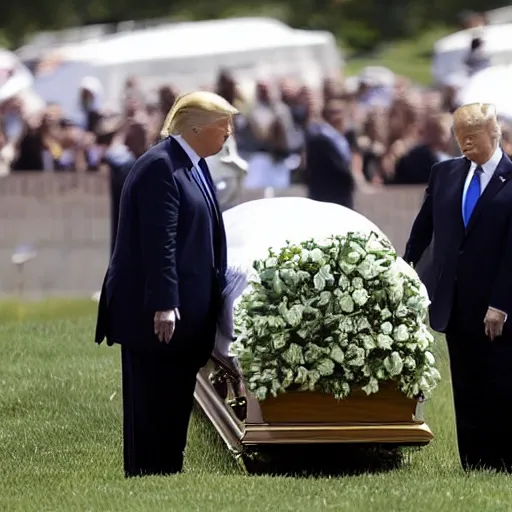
[[2, 66, 512, 208]]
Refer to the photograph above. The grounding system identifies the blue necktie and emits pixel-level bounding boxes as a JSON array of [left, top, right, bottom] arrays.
[[192, 159, 218, 221], [463, 166, 483, 227]]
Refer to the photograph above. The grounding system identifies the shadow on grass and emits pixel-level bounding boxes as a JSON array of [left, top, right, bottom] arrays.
[[190, 406, 407, 478], [243, 444, 408, 478]]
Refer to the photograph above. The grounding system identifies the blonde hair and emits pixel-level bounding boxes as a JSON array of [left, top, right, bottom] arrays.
[[453, 103, 501, 142], [160, 91, 239, 138]]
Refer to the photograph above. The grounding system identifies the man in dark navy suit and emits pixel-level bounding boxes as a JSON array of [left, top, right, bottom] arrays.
[[305, 100, 355, 209], [404, 103, 512, 472], [95, 91, 238, 477]]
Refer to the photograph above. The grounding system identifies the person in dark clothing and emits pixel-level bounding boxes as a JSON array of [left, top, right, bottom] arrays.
[[404, 103, 512, 472], [393, 113, 453, 184], [305, 100, 355, 208], [79, 77, 103, 134], [103, 121, 148, 254], [95, 91, 236, 477]]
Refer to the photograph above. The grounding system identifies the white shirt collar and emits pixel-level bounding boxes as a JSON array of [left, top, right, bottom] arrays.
[[172, 135, 201, 168], [470, 145, 503, 177]]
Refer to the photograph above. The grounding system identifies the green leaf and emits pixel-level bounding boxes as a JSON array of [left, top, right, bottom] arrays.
[[317, 358, 335, 377], [284, 304, 304, 327], [330, 345, 345, 364], [272, 333, 287, 350], [234, 230, 439, 401], [272, 271, 285, 295], [317, 290, 332, 307], [313, 271, 326, 291], [282, 343, 304, 367]]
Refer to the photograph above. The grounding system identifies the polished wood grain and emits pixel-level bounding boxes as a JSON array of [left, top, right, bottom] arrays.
[[259, 382, 418, 424], [194, 360, 434, 454]]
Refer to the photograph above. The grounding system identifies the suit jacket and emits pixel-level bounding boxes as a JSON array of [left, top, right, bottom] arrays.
[[95, 137, 228, 365], [403, 153, 512, 336], [305, 122, 355, 208], [108, 156, 136, 255]]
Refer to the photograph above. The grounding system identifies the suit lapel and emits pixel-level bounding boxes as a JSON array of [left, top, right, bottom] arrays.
[[166, 137, 226, 271], [465, 153, 512, 236], [167, 136, 217, 219], [167, 136, 192, 170]]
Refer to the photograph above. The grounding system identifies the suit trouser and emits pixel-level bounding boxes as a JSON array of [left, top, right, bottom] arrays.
[[121, 344, 200, 477], [446, 331, 512, 472]]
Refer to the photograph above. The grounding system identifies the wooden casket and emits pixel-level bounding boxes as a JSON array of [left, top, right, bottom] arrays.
[[194, 356, 433, 457]]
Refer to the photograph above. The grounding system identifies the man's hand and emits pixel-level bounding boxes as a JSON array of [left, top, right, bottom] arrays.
[[484, 308, 506, 341], [154, 309, 179, 343]]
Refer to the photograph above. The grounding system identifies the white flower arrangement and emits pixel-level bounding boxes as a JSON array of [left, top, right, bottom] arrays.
[[230, 232, 441, 402]]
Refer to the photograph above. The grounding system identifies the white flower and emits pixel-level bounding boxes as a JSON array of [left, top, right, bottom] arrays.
[[254, 387, 268, 400], [380, 322, 393, 335], [338, 317, 354, 333], [389, 284, 404, 303], [352, 277, 364, 289], [376, 368, 386, 379], [407, 295, 427, 313], [338, 274, 350, 290], [365, 239, 384, 253], [424, 351, 436, 366], [403, 355, 416, 370], [384, 352, 404, 376], [350, 240, 367, 256], [380, 308, 392, 320], [233, 233, 440, 402], [362, 377, 379, 395], [414, 325, 432, 350], [310, 248, 325, 263], [393, 324, 409, 343], [356, 255, 381, 280], [340, 260, 357, 274], [347, 251, 362, 264], [317, 358, 335, 376], [330, 345, 345, 364], [354, 316, 371, 333], [339, 294, 355, 313], [377, 334, 393, 350], [395, 304, 408, 318], [265, 257, 278, 268], [385, 267, 402, 287], [346, 344, 365, 367], [352, 288, 369, 306], [359, 334, 376, 350], [299, 249, 311, 263]]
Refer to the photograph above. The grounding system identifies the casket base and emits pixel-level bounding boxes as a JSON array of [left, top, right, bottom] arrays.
[[242, 423, 433, 446], [194, 360, 434, 457]]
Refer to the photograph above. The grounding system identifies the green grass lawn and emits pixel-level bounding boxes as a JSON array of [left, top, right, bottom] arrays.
[[344, 26, 454, 85], [1, 299, 511, 512]]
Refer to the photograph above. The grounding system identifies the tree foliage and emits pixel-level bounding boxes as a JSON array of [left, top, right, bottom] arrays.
[[2, 0, 507, 50]]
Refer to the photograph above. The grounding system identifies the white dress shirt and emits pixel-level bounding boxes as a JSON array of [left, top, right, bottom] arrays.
[[462, 145, 503, 208], [173, 134, 201, 169], [462, 145, 506, 320]]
